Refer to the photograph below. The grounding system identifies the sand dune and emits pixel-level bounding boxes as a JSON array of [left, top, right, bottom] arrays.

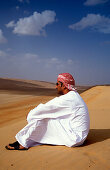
[[0, 79, 110, 170]]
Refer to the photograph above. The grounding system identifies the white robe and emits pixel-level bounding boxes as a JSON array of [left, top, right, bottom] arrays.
[[15, 91, 90, 148]]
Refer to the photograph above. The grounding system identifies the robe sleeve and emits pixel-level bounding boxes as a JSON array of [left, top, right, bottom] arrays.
[[27, 96, 74, 123]]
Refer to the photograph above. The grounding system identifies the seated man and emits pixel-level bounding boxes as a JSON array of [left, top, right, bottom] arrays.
[[5, 73, 90, 150]]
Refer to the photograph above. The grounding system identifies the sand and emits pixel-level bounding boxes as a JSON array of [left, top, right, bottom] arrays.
[[0, 79, 110, 170]]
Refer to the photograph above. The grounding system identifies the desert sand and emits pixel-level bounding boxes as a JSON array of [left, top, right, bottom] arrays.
[[0, 78, 110, 170]]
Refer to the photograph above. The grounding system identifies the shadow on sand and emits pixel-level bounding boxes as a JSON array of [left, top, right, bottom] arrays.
[[83, 129, 110, 146]]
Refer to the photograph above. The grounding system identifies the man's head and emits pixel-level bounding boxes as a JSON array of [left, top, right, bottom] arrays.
[[56, 73, 75, 94]]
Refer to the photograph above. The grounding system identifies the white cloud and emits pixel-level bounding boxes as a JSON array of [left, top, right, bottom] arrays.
[[24, 53, 39, 59], [0, 29, 7, 43], [49, 57, 60, 64], [84, 0, 108, 6], [44, 57, 59, 68], [67, 59, 73, 65], [6, 10, 56, 36], [6, 21, 15, 28], [44, 57, 75, 73], [69, 14, 110, 33]]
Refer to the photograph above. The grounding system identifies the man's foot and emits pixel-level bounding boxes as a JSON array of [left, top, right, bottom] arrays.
[[5, 141, 28, 150]]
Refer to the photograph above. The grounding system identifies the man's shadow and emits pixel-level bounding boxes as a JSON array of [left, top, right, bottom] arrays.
[[83, 129, 110, 146]]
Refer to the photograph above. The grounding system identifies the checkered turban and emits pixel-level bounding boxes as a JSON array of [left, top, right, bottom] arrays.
[[57, 73, 76, 91]]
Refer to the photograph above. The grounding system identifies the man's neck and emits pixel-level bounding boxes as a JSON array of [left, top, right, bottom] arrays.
[[63, 89, 70, 95]]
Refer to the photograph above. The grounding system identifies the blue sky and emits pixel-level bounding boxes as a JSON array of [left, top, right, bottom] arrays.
[[0, 0, 110, 85]]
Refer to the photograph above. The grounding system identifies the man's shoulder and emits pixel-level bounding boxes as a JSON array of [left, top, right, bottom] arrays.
[[59, 91, 78, 101]]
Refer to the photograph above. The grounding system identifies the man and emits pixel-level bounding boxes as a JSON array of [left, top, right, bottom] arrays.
[[5, 73, 90, 150]]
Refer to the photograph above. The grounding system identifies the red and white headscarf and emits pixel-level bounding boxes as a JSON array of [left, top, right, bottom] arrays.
[[57, 73, 76, 91]]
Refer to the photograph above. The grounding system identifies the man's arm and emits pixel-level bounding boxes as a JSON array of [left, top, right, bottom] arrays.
[[27, 96, 72, 123]]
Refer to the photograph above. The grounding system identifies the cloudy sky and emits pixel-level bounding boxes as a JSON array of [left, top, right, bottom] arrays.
[[0, 0, 110, 85]]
